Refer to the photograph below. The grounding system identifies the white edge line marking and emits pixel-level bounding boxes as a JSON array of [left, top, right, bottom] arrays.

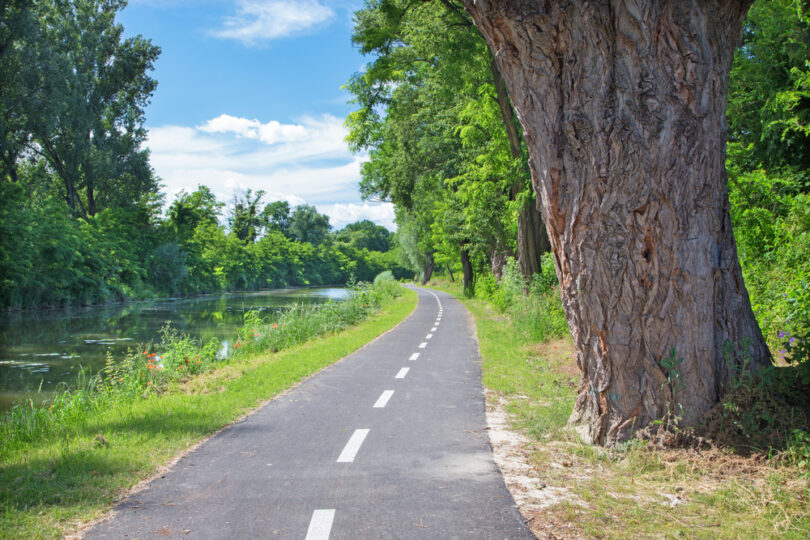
[[426, 333, 433, 339], [373, 390, 395, 408], [409, 352, 420, 361], [423, 288, 443, 311], [337, 429, 370, 463], [395, 367, 410, 379], [306, 509, 335, 540], [418, 342, 427, 349]]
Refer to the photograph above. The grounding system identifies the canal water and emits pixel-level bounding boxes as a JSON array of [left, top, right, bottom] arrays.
[[0, 287, 348, 411]]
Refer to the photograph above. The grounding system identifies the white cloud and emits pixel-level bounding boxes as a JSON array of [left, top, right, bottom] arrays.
[[145, 112, 393, 229], [319, 202, 396, 231], [199, 114, 310, 144], [213, 0, 334, 45]]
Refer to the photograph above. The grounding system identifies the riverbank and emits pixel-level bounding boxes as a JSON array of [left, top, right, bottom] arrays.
[[427, 278, 810, 539], [0, 285, 351, 412], [0, 281, 417, 539]]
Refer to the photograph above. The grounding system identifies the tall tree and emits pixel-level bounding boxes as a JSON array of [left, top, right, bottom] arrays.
[[228, 189, 266, 244], [0, 0, 37, 184], [168, 185, 223, 245], [27, 0, 160, 217], [288, 204, 331, 246], [465, 0, 771, 444], [337, 219, 392, 252], [262, 200, 292, 236], [347, 0, 547, 282]]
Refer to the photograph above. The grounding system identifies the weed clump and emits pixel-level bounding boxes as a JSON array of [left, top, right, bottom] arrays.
[[702, 367, 810, 457]]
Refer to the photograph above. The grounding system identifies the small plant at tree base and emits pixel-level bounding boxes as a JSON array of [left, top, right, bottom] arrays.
[[782, 429, 810, 479], [660, 347, 685, 418]]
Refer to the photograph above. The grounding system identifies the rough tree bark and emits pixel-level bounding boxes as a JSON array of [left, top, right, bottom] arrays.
[[490, 237, 511, 279], [461, 245, 475, 296], [491, 56, 551, 279], [466, 0, 770, 444]]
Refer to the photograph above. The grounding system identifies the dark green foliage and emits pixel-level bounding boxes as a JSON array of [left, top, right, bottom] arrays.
[[336, 219, 392, 252], [726, 0, 810, 380], [288, 204, 331, 246]]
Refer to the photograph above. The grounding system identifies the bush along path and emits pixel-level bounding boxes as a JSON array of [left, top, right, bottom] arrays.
[[81, 286, 532, 539], [0, 275, 414, 539]]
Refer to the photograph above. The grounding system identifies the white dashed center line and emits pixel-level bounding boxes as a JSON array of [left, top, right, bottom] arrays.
[[337, 429, 369, 463], [409, 352, 420, 361], [418, 342, 427, 348], [395, 367, 410, 379], [373, 390, 394, 408], [426, 333, 433, 339], [431, 327, 437, 332], [305, 509, 335, 540]]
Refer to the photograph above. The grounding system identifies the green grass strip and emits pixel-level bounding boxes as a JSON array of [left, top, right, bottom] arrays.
[[0, 287, 417, 539]]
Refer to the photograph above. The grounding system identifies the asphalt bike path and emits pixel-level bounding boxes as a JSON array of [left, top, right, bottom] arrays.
[[85, 286, 533, 539]]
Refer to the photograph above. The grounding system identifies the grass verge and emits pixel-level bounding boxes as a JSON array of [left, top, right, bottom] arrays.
[[0, 286, 417, 539], [427, 278, 810, 539]]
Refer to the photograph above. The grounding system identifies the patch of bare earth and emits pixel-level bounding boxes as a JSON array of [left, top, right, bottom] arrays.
[[486, 391, 586, 539]]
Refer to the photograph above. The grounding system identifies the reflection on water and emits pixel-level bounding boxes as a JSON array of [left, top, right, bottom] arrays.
[[0, 287, 348, 411]]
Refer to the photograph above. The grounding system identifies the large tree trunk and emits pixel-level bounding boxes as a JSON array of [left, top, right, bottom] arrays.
[[466, 0, 770, 444], [491, 55, 550, 279]]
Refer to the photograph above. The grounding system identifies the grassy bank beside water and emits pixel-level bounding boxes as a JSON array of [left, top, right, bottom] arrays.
[[428, 276, 810, 539], [0, 278, 416, 539]]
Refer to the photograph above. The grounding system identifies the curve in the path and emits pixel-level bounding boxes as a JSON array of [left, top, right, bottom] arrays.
[[84, 286, 533, 540]]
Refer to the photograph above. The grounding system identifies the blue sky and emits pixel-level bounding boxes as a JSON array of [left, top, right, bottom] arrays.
[[120, 0, 394, 229]]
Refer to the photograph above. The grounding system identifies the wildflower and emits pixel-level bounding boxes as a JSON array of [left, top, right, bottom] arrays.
[[273, 323, 278, 329], [178, 366, 183, 371], [143, 351, 148, 356], [147, 381, 151, 386], [196, 360, 201, 364], [195, 355, 199, 359], [119, 377, 124, 382]]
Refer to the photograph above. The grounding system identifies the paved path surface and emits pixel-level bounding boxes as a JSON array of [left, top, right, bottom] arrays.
[[85, 286, 533, 539]]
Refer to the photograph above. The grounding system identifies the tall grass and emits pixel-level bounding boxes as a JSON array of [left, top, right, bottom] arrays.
[[475, 255, 569, 342], [232, 277, 402, 355]]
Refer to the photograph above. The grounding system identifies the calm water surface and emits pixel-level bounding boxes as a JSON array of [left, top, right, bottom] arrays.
[[0, 287, 348, 411]]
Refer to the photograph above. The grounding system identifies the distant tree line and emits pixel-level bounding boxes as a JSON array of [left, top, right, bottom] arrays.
[[0, 0, 408, 309]]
